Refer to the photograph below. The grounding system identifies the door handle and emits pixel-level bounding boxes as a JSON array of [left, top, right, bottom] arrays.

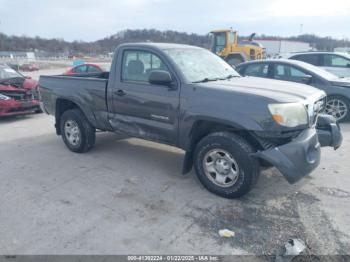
[[115, 89, 126, 96]]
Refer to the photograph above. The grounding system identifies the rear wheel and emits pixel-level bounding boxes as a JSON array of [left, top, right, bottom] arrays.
[[194, 132, 259, 198], [325, 95, 350, 122], [60, 109, 95, 153]]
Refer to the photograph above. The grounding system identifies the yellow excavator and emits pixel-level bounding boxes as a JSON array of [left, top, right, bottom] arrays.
[[210, 29, 266, 66]]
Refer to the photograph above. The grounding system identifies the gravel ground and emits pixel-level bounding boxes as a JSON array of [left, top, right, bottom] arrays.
[[0, 68, 349, 258]]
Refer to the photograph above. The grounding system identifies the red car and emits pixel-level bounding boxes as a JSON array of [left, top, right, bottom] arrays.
[[0, 64, 41, 117], [19, 63, 39, 71], [63, 63, 104, 75]]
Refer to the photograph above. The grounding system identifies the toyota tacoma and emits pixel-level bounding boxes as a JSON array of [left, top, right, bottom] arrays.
[[39, 43, 342, 198]]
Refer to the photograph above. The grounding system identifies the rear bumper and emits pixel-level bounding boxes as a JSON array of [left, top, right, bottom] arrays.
[[0, 99, 40, 117], [254, 114, 342, 184]]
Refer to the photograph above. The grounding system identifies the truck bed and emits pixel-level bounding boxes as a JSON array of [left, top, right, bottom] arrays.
[[39, 72, 110, 130]]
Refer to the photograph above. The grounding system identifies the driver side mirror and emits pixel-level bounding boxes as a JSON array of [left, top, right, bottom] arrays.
[[347, 63, 350, 68], [149, 70, 173, 86], [301, 75, 313, 85]]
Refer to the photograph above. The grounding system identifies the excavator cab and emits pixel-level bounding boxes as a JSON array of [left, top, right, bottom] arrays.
[[210, 29, 237, 55], [210, 28, 266, 66]]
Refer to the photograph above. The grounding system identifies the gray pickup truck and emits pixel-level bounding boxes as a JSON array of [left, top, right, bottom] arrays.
[[39, 43, 342, 198]]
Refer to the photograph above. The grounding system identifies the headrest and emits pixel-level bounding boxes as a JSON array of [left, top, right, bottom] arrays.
[[127, 60, 144, 75]]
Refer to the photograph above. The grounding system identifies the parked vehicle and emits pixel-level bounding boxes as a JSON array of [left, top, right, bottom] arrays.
[[236, 59, 350, 122], [0, 64, 41, 116], [39, 43, 342, 198], [19, 63, 39, 72], [63, 63, 104, 75], [7, 63, 20, 71], [210, 29, 266, 66], [280, 52, 350, 78]]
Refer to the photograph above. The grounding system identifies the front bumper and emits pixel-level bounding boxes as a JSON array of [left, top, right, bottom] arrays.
[[0, 99, 40, 117], [254, 114, 342, 184]]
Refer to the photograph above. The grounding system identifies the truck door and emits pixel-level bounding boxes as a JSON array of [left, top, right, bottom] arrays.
[[108, 49, 180, 145]]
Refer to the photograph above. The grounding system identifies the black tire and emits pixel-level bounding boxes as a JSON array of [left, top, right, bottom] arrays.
[[325, 95, 350, 122], [60, 109, 95, 153], [194, 132, 259, 199], [34, 108, 43, 114]]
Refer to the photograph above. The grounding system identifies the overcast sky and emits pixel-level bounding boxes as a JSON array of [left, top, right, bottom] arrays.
[[0, 0, 349, 41]]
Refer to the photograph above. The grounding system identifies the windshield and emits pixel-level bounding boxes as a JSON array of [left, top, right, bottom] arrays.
[[164, 48, 240, 83], [0, 64, 22, 80], [339, 52, 350, 60]]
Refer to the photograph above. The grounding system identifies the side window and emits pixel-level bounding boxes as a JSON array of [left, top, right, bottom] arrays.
[[122, 50, 169, 83], [228, 32, 235, 45], [244, 63, 269, 77], [273, 64, 308, 83], [74, 65, 87, 73], [213, 33, 226, 53], [87, 65, 101, 73], [292, 54, 319, 66], [323, 54, 350, 67]]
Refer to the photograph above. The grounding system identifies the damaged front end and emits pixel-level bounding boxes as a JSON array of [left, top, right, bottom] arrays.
[[253, 114, 342, 184]]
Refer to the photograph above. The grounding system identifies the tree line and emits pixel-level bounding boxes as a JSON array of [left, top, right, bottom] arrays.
[[0, 29, 349, 55]]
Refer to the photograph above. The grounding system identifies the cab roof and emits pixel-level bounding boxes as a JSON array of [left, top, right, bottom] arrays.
[[118, 42, 203, 50]]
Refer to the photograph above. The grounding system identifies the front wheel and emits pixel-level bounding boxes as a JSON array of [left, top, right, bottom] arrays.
[[60, 109, 96, 153], [194, 132, 259, 199], [325, 95, 350, 122]]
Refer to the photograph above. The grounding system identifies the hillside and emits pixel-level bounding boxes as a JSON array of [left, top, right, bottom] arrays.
[[1, 29, 349, 55]]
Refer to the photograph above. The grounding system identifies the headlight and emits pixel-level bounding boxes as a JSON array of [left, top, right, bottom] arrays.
[[268, 103, 308, 127], [0, 94, 10, 101]]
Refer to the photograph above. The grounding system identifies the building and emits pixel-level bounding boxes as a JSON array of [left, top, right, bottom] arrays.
[[255, 39, 312, 57], [0, 51, 36, 60]]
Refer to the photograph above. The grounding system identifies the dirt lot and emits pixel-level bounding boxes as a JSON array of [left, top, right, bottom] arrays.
[[0, 68, 350, 258]]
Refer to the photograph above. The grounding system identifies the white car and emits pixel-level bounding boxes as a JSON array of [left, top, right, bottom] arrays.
[[280, 52, 350, 78]]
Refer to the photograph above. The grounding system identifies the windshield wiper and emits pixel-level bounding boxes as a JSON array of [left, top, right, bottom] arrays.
[[192, 74, 240, 83], [192, 77, 221, 83], [221, 74, 240, 80]]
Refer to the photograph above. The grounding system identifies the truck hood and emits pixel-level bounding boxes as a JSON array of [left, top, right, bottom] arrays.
[[199, 76, 324, 103], [0, 78, 38, 93]]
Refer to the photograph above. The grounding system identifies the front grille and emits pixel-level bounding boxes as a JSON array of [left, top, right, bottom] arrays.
[[1, 91, 35, 101]]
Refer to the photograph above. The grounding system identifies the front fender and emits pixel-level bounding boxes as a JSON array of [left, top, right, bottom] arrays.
[[179, 114, 265, 151]]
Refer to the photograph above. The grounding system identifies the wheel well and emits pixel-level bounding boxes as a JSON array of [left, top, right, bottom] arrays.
[[182, 120, 264, 174], [327, 94, 350, 103], [189, 120, 262, 152], [55, 99, 79, 135]]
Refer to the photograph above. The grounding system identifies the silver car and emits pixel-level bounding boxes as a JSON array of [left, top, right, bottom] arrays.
[[236, 59, 350, 121], [279, 51, 350, 78]]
